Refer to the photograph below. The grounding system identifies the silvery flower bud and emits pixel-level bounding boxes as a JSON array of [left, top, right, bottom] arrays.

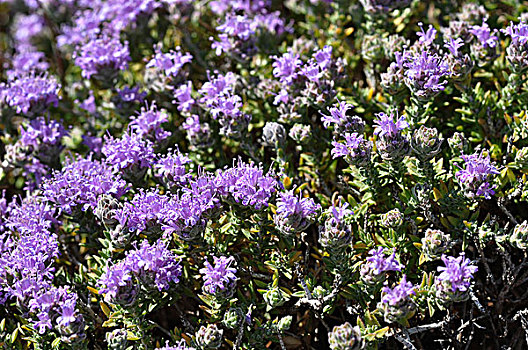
[[514, 147, 528, 170], [378, 298, 415, 324], [411, 126, 443, 161], [222, 308, 241, 329], [381, 63, 406, 95], [510, 221, 528, 250], [263, 286, 288, 309], [95, 194, 121, 228], [446, 53, 474, 83], [277, 316, 292, 331], [219, 114, 251, 141], [106, 329, 128, 350], [108, 224, 132, 248], [113, 281, 138, 306], [380, 208, 404, 229], [262, 122, 286, 147], [58, 315, 86, 345], [194, 324, 223, 349], [422, 229, 451, 260], [319, 218, 352, 252], [505, 44, 528, 73], [328, 322, 364, 350], [457, 3, 487, 23], [435, 279, 470, 303], [361, 34, 385, 62], [448, 132, 468, 155], [289, 124, 311, 143], [384, 35, 409, 60], [360, 0, 411, 13], [376, 135, 410, 162]]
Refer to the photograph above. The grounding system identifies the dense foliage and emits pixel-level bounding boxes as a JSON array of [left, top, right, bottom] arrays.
[[1, 0, 528, 349]]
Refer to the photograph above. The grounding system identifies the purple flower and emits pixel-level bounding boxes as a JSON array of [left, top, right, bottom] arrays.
[[129, 103, 171, 142], [173, 81, 195, 112], [381, 275, 416, 306], [331, 133, 372, 166], [211, 34, 234, 56], [216, 14, 256, 41], [102, 132, 155, 171], [0, 71, 60, 115], [199, 72, 249, 138], [19, 117, 67, 150], [146, 45, 192, 78], [12, 14, 44, 49], [274, 190, 320, 235], [41, 156, 129, 212], [501, 19, 528, 71], [215, 159, 278, 210], [153, 149, 192, 186], [99, 240, 182, 304], [445, 37, 465, 56], [199, 72, 237, 107], [313, 45, 333, 70], [416, 23, 437, 47], [114, 189, 170, 234], [9, 51, 49, 77], [455, 150, 499, 199], [200, 255, 237, 295], [373, 111, 408, 138], [117, 85, 146, 104], [272, 52, 302, 85], [73, 35, 130, 79], [322, 101, 353, 129], [437, 253, 477, 293], [363, 247, 402, 275], [471, 20, 499, 49], [78, 91, 97, 113], [403, 50, 450, 100], [82, 133, 103, 154]]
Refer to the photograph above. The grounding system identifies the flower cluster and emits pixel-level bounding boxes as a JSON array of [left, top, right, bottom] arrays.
[[436, 253, 478, 302], [502, 20, 528, 72], [129, 103, 171, 142], [361, 247, 402, 284], [379, 275, 416, 323], [73, 35, 131, 81], [319, 202, 354, 252], [0, 72, 60, 115], [373, 111, 409, 161], [147, 45, 193, 78], [98, 240, 182, 304], [455, 150, 499, 199], [215, 159, 278, 210], [3, 1, 528, 348], [200, 255, 237, 297], [41, 157, 129, 213], [274, 190, 320, 235]]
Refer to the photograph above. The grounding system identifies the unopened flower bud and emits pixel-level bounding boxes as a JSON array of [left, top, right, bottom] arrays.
[[380, 208, 404, 229], [289, 124, 311, 143], [422, 229, 451, 260], [222, 308, 241, 329], [194, 324, 223, 349], [106, 329, 128, 350], [262, 122, 286, 147], [328, 322, 363, 350], [448, 132, 468, 155], [263, 286, 288, 309], [510, 221, 528, 250], [277, 316, 292, 331], [411, 126, 443, 160]]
